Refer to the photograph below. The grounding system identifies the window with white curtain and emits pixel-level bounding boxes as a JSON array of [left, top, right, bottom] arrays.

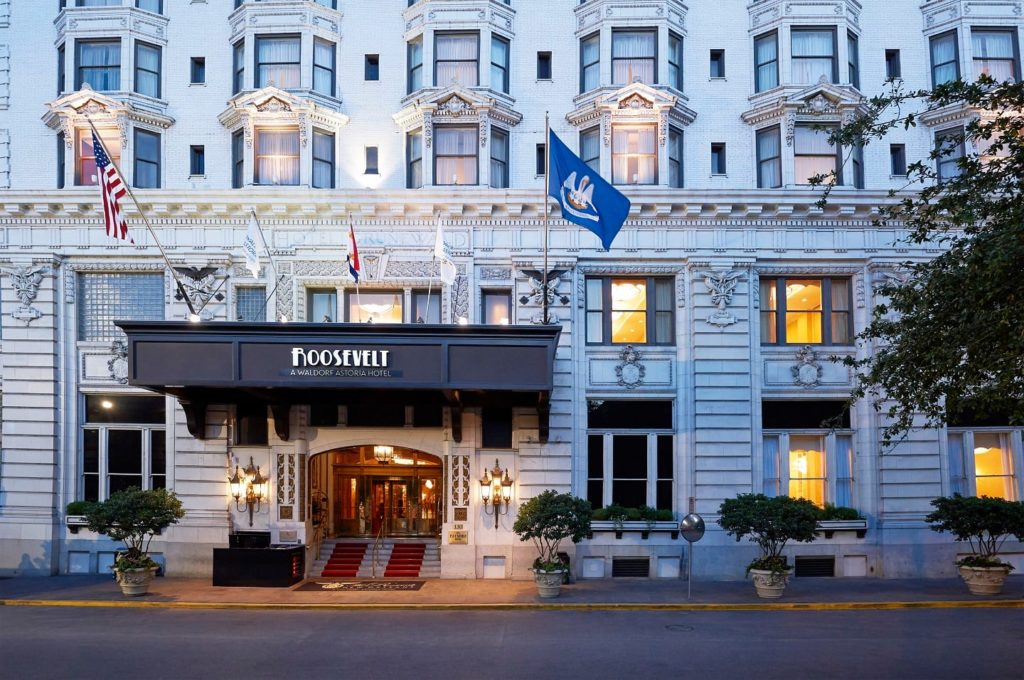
[[407, 130, 423, 188], [794, 125, 840, 185], [256, 35, 300, 89], [313, 38, 335, 96], [312, 130, 334, 189], [763, 431, 854, 508], [791, 28, 836, 84], [435, 33, 478, 87], [134, 42, 161, 98], [948, 430, 1020, 500], [936, 127, 965, 181], [491, 35, 510, 94], [407, 37, 423, 93], [668, 32, 683, 91], [972, 29, 1019, 81], [580, 33, 599, 93], [580, 127, 600, 173], [254, 129, 300, 185], [76, 127, 120, 187], [612, 125, 656, 185], [434, 126, 478, 185], [233, 41, 245, 94], [668, 127, 683, 188], [754, 31, 778, 92], [490, 127, 509, 188], [847, 32, 859, 88], [930, 31, 959, 86], [133, 128, 160, 189], [756, 125, 781, 188], [76, 40, 121, 91], [612, 30, 656, 85]]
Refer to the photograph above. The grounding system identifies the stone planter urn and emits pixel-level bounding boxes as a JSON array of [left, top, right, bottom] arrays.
[[958, 565, 1012, 596], [532, 569, 565, 599], [115, 567, 157, 597], [749, 568, 790, 599]]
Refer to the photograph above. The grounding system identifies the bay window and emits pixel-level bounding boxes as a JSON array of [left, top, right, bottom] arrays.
[[759, 277, 852, 345], [134, 42, 161, 98], [256, 35, 300, 89], [580, 33, 599, 93], [133, 128, 160, 189], [76, 39, 121, 91], [668, 32, 683, 91], [407, 130, 423, 188], [82, 394, 166, 503], [232, 40, 244, 95], [587, 400, 674, 511], [313, 38, 336, 97], [971, 29, 1019, 82], [754, 31, 778, 92], [794, 124, 840, 185], [346, 290, 403, 323], [612, 30, 656, 85], [936, 127, 965, 181], [76, 128, 120, 187], [580, 127, 600, 173], [847, 32, 859, 88], [612, 124, 656, 185], [756, 125, 781, 189], [948, 430, 1020, 500], [434, 126, 477, 186], [254, 129, 299, 186], [490, 127, 509, 189], [435, 32, 478, 87], [312, 130, 335, 189], [586, 276, 674, 345], [791, 28, 837, 84], [668, 127, 683, 189], [408, 37, 423, 93], [491, 35, 510, 94], [930, 31, 959, 86]]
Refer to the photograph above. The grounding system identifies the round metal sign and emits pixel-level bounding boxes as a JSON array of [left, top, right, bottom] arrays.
[[680, 513, 705, 543]]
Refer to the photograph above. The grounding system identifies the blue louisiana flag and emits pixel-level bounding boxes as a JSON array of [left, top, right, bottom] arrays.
[[547, 129, 631, 250]]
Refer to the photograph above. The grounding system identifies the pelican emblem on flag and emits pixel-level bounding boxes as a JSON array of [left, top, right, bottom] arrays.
[[560, 172, 599, 223]]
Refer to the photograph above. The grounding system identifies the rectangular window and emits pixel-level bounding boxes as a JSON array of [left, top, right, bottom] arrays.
[[537, 51, 552, 80], [407, 130, 423, 188], [232, 129, 244, 188], [58, 44, 65, 96], [236, 286, 266, 322], [76, 39, 121, 91], [760, 277, 852, 345], [312, 130, 335, 189], [936, 127, 965, 181], [313, 0, 336, 8], [76, 128, 120, 187], [930, 31, 960, 86], [756, 125, 781, 188], [612, 29, 656, 85], [435, 32, 479, 87], [794, 124, 840, 185], [885, 49, 901, 79], [58, 133, 66, 189], [668, 126, 683, 189], [711, 142, 726, 175], [307, 288, 337, 322], [580, 33, 599, 92], [587, 434, 604, 509], [668, 32, 683, 90], [233, 40, 244, 94], [256, 35, 300, 89], [763, 430, 854, 508], [481, 408, 513, 449], [612, 124, 657, 185], [890, 143, 907, 176], [434, 126, 478, 185], [235, 403, 268, 446], [407, 37, 423, 93], [972, 28, 1020, 81], [365, 146, 379, 175], [346, 290, 403, 323], [78, 273, 164, 341], [491, 35, 510, 93], [190, 145, 205, 176], [365, 54, 379, 81], [710, 49, 725, 78], [792, 28, 836, 84], [136, 0, 162, 12], [412, 291, 440, 324], [580, 127, 600, 172], [482, 290, 512, 324], [81, 394, 165, 503], [851, 143, 864, 189], [847, 32, 859, 88], [255, 129, 300, 186], [948, 431, 1018, 499], [313, 38, 335, 96], [586, 277, 674, 345], [754, 31, 778, 92], [190, 57, 206, 84], [134, 42, 161, 98], [490, 127, 509, 189], [535, 143, 546, 175], [587, 401, 674, 511]]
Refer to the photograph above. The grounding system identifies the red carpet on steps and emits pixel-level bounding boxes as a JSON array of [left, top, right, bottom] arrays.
[[384, 543, 426, 577], [320, 543, 367, 577]]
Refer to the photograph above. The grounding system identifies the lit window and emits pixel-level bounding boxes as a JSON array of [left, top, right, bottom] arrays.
[[435, 32, 478, 87], [134, 41, 161, 98], [971, 29, 1019, 82], [347, 291, 403, 323], [612, 124, 657, 185], [586, 277, 673, 345], [77, 272, 164, 341], [75, 128, 120, 187], [254, 129, 299, 186], [788, 436, 826, 506], [482, 290, 512, 325], [612, 30, 655, 85], [76, 39, 120, 91], [930, 31, 959, 86], [81, 395, 166, 503], [948, 431, 1018, 500], [580, 33, 599, 92], [754, 31, 778, 92], [763, 402, 854, 508], [794, 125, 840, 185], [434, 126, 478, 186], [760, 277, 851, 345], [792, 28, 836, 84], [587, 401, 674, 511], [256, 35, 300, 89]]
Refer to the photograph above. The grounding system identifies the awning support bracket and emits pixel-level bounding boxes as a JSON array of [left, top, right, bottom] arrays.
[[179, 399, 208, 440]]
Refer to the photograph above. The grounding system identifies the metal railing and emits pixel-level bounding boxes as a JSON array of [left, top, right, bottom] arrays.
[[370, 522, 386, 579]]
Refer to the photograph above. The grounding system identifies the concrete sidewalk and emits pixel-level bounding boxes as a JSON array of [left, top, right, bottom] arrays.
[[1, 575, 1023, 610]]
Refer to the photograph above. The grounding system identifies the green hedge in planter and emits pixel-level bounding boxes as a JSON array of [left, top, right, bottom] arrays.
[[718, 494, 820, 574], [925, 494, 1024, 569]]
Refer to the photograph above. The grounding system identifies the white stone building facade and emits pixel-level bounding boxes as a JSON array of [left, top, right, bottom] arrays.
[[0, 0, 1022, 580]]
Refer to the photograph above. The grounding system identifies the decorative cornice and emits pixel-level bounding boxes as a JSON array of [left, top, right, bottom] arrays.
[[742, 80, 868, 145], [42, 86, 175, 148], [403, 0, 516, 37], [749, 0, 862, 31], [568, 82, 697, 138], [393, 84, 523, 147], [575, 0, 688, 36], [218, 86, 349, 145], [921, 0, 1022, 34]]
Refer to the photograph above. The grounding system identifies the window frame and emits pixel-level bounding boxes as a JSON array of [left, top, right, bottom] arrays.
[[312, 129, 335, 189], [407, 37, 423, 93], [668, 31, 684, 91], [885, 49, 902, 80], [793, 123, 842, 186], [491, 33, 510, 94], [580, 32, 600, 93], [759, 276, 853, 346], [236, 285, 267, 322], [668, 126, 683, 189], [762, 429, 855, 508], [790, 26, 838, 85], [313, 38, 336, 97], [433, 125, 479, 186], [711, 142, 726, 175], [232, 40, 245, 95], [412, 290, 441, 324], [586, 410, 675, 512], [190, 56, 206, 85], [611, 123, 658, 186], [585, 276, 675, 346], [611, 28, 657, 86], [710, 49, 725, 79], [75, 38, 121, 92], [970, 27, 1021, 82], [344, 289, 404, 323], [254, 127, 301, 187], [754, 30, 778, 93], [580, 127, 600, 172], [81, 395, 167, 503], [946, 428, 1022, 500], [132, 127, 160, 189], [255, 34, 301, 90], [936, 126, 965, 181], [77, 272, 164, 341], [537, 51, 552, 80], [434, 31, 480, 88], [189, 144, 205, 176], [365, 53, 380, 81], [890, 143, 907, 176], [407, 129, 423, 189], [58, 43, 66, 96], [490, 127, 509, 189], [135, 0, 163, 12], [755, 125, 782, 189], [307, 287, 338, 323], [133, 41, 162, 99], [364, 146, 379, 176], [231, 129, 244, 188], [930, 30, 960, 87], [847, 31, 859, 89], [482, 289, 512, 325]]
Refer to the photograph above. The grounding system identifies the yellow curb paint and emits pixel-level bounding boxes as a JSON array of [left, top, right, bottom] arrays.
[[1, 599, 1022, 612]]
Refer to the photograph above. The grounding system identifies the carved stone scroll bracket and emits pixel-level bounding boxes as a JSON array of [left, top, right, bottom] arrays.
[[179, 400, 208, 440]]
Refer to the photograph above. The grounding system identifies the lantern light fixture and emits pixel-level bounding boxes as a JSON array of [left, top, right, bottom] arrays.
[[229, 456, 268, 527], [479, 458, 514, 529]]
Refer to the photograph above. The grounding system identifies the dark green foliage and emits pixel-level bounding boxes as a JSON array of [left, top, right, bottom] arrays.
[[513, 490, 592, 572], [591, 507, 609, 521], [66, 500, 96, 516], [718, 494, 820, 573], [605, 503, 627, 531], [818, 504, 863, 521], [656, 509, 675, 522], [84, 487, 185, 571], [925, 494, 1024, 569]]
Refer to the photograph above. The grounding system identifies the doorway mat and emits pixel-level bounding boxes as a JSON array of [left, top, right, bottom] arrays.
[[296, 580, 425, 592]]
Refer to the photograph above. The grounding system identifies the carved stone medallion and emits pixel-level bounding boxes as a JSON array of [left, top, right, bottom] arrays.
[[615, 345, 646, 390], [108, 340, 129, 385], [791, 345, 823, 388]]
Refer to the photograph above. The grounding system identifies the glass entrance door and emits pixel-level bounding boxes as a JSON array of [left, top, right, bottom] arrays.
[[371, 479, 411, 536]]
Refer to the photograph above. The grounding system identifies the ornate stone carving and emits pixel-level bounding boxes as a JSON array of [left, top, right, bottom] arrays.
[[792, 345, 823, 388], [615, 345, 646, 390], [7, 265, 45, 325], [479, 267, 511, 280], [453, 275, 469, 321], [618, 93, 653, 109], [384, 260, 436, 279], [172, 266, 225, 318], [107, 340, 129, 385], [702, 269, 741, 328], [518, 269, 570, 308], [439, 96, 470, 116]]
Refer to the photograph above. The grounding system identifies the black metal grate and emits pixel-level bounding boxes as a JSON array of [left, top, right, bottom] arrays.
[[795, 555, 835, 577], [612, 558, 650, 577]]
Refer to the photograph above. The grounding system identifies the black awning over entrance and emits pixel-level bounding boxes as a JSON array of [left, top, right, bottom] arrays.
[[116, 321, 561, 443]]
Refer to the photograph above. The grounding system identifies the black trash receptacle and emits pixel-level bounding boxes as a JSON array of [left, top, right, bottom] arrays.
[[557, 552, 571, 584]]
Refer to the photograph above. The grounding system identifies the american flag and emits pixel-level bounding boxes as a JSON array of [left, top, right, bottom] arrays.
[[93, 132, 133, 243]]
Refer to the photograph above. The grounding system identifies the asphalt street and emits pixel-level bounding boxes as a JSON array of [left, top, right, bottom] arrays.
[[1, 606, 1022, 680]]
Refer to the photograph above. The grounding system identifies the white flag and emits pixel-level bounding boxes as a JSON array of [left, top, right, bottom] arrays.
[[242, 213, 262, 279], [434, 216, 457, 286]]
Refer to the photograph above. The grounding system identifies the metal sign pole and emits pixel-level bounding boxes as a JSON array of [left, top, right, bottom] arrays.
[[680, 512, 705, 602], [688, 542, 693, 600]]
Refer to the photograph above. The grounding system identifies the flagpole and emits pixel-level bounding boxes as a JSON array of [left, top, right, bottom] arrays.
[[249, 209, 282, 322], [350, 216, 363, 322], [542, 111, 550, 326], [85, 116, 198, 318], [424, 214, 437, 323]]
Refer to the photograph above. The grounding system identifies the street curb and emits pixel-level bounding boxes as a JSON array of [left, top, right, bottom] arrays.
[[2, 598, 1022, 612]]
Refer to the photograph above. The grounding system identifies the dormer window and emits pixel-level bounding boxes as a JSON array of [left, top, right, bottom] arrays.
[[791, 28, 837, 85], [612, 30, 656, 86], [435, 33, 479, 87], [256, 36, 300, 89]]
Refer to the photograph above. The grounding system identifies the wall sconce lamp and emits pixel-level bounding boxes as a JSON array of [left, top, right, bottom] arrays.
[[229, 456, 268, 527], [374, 445, 395, 464], [479, 458, 513, 529]]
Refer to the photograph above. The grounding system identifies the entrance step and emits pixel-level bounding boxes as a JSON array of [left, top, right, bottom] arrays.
[[312, 538, 440, 579], [317, 541, 368, 578]]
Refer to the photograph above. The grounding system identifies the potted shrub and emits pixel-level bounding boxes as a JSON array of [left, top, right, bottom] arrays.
[[513, 489, 591, 598], [84, 487, 185, 596], [718, 494, 819, 599], [65, 500, 95, 534], [639, 506, 658, 540], [925, 494, 1024, 595], [606, 504, 627, 539], [816, 504, 868, 538]]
